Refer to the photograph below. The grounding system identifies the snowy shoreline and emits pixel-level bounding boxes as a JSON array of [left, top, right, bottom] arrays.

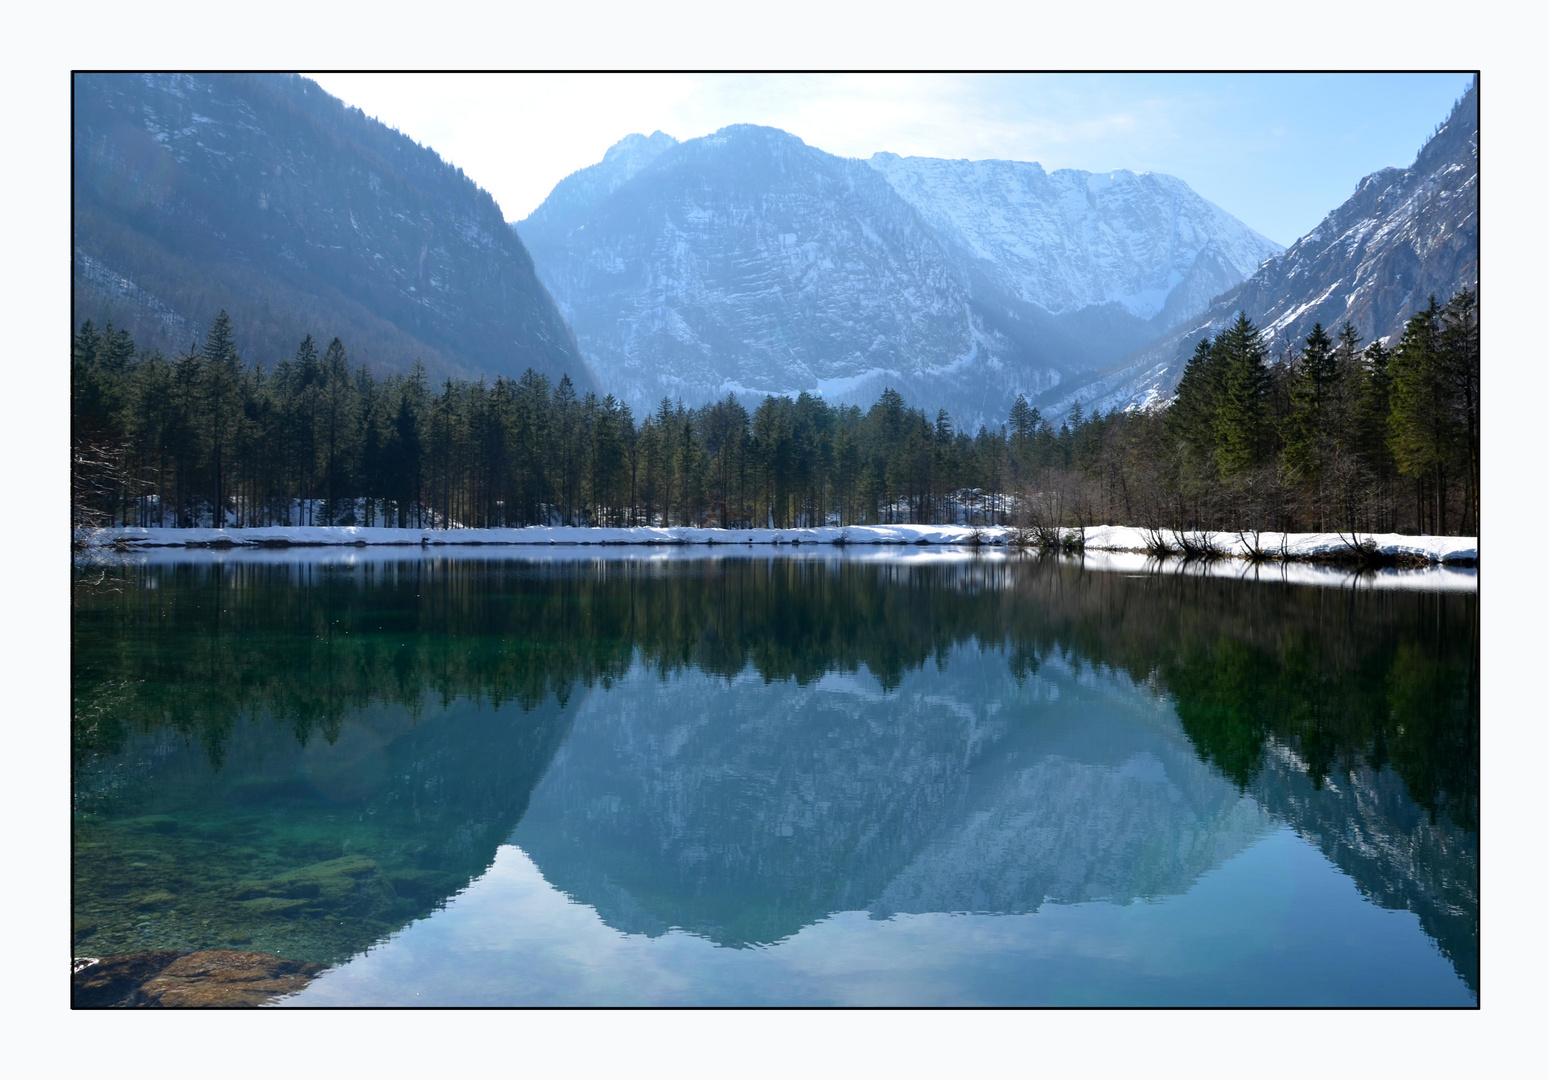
[[76, 524, 1479, 565]]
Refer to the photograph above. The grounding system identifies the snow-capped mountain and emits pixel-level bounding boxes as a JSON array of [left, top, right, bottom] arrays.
[[1082, 78, 1479, 415], [517, 126, 1279, 426], [868, 153, 1280, 326], [520, 125, 980, 417]]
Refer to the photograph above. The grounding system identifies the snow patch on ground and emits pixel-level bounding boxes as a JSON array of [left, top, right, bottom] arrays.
[[79, 523, 1478, 565], [76, 534, 1478, 593]]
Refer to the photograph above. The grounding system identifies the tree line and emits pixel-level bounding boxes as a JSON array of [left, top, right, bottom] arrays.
[[71, 289, 1478, 535], [1158, 290, 1478, 537]]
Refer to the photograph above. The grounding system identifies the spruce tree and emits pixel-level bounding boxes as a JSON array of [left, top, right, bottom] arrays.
[[1282, 323, 1338, 487], [1439, 290, 1479, 532], [1388, 297, 1455, 531], [200, 311, 242, 527], [317, 337, 357, 523], [1165, 335, 1226, 481], [1213, 314, 1271, 479]]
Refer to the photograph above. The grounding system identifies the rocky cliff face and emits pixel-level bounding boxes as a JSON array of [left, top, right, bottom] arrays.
[[520, 125, 979, 417], [867, 152, 1279, 325], [1085, 78, 1479, 414], [518, 125, 1278, 427], [73, 73, 594, 388]]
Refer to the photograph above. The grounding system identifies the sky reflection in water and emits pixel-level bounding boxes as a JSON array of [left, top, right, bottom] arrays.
[[290, 829, 1469, 1007]]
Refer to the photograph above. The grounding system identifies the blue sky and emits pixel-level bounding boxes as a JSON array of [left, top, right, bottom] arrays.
[[314, 73, 1470, 247]]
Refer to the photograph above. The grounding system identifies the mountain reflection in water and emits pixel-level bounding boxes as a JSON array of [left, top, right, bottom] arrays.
[[72, 552, 1478, 1001]]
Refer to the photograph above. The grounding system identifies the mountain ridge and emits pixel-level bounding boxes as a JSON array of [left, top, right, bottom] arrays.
[[73, 73, 595, 390], [517, 124, 1279, 426], [1072, 77, 1479, 415]]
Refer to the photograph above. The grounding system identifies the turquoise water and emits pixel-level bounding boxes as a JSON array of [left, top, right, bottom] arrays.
[[72, 551, 1478, 1006]]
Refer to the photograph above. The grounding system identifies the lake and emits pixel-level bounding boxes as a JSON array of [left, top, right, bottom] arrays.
[[71, 548, 1478, 1006]]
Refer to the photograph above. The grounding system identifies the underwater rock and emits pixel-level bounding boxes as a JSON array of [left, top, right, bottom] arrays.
[[135, 950, 324, 1007], [73, 950, 323, 1007], [71, 952, 180, 1008], [230, 855, 395, 917], [134, 889, 179, 911], [237, 896, 310, 917]]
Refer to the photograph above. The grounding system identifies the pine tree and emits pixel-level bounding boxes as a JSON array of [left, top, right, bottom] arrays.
[[1009, 394, 1035, 439], [1438, 290, 1479, 533], [1282, 323, 1338, 493], [200, 311, 243, 527], [1213, 314, 1271, 479], [1166, 337, 1225, 472], [388, 386, 424, 527], [553, 376, 583, 524], [356, 365, 385, 526], [510, 368, 551, 525], [1388, 297, 1459, 532], [317, 337, 357, 523]]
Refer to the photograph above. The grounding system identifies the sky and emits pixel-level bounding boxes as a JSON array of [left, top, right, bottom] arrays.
[[307, 72, 1473, 247]]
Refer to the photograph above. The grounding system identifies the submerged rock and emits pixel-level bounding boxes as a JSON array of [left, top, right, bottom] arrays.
[[73, 949, 323, 1008], [230, 855, 395, 917], [71, 952, 180, 1008]]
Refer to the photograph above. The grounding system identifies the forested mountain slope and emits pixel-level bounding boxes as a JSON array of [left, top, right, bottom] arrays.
[[517, 126, 1277, 426], [73, 73, 594, 389], [1082, 78, 1478, 414]]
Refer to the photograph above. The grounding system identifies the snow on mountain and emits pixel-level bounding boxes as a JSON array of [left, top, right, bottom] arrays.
[[519, 125, 990, 416], [867, 153, 1280, 323], [517, 126, 1279, 427], [1081, 78, 1479, 416]]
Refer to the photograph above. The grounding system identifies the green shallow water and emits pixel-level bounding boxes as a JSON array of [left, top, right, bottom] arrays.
[[72, 551, 1478, 1005]]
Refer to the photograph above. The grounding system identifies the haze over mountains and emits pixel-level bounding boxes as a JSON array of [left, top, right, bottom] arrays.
[[73, 73, 594, 390], [518, 126, 1280, 425], [71, 74, 1478, 427]]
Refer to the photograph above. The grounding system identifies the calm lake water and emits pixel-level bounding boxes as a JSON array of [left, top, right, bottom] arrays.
[[72, 549, 1478, 1006]]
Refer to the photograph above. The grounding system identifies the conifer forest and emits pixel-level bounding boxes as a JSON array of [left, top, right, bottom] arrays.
[[71, 290, 1478, 537]]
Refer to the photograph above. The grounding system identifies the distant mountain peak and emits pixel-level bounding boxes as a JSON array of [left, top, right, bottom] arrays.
[[867, 151, 1281, 321], [702, 123, 807, 145], [870, 149, 1051, 177], [604, 130, 678, 159], [518, 125, 1280, 427], [520, 130, 680, 232]]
